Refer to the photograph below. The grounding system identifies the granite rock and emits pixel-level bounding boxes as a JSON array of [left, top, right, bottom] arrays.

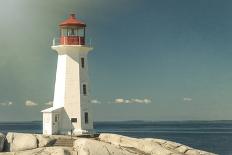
[[35, 134, 56, 148], [0, 132, 217, 155], [99, 133, 216, 155], [0, 133, 5, 152], [0, 147, 74, 155], [74, 138, 137, 155], [5, 132, 37, 152]]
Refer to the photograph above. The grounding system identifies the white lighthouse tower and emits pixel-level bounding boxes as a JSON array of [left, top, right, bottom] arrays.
[[42, 14, 94, 135]]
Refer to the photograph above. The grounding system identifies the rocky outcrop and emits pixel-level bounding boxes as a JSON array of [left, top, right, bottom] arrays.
[[0, 132, 216, 155], [5, 132, 37, 152], [99, 133, 216, 155], [35, 134, 56, 148], [0, 133, 5, 152], [4, 133, 57, 152], [0, 146, 74, 155], [74, 138, 136, 155]]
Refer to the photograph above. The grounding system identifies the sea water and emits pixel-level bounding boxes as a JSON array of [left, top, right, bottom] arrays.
[[0, 121, 231, 155]]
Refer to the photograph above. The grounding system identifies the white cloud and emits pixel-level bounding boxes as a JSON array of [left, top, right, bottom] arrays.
[[143, 99, 152, 104], [115, 98, 125, 104], [114, 98, 151, 104], [25, 100, 38, 107], [0, 101, 13, 106], [183, 97, 192, 102], [91, 99, 101, 104], [124, 100, 131, 104], [44, 101, 53, 106]]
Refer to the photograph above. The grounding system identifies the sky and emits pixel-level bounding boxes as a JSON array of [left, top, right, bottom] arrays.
[[0, 0, 232, 121]]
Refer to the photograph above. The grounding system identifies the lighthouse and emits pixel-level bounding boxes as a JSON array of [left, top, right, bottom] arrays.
[[42, 14, 94, 135]]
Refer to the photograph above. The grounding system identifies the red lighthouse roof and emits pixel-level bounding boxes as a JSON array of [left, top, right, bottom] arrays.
[[59, 14, 86, 27]]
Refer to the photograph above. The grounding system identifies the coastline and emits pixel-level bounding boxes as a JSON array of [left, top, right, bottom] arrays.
[[0, 132, 216, 155], [0, 121, 231, 154]]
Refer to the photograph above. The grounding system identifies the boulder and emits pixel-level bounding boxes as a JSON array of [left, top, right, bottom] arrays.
[[0, 147, 74, 155], [35, 134, 56, 147], [0, 132, 216, 155], [5, 132, 38, 152], [185, 149, 215, 155], [0, 133, 5, 152], [0, 152, 14, 155], [74, 138, 136, 155], [5, 132, 14, 151], [137, 139, 179, 155], [16, 147, 73, 155], [99, 133, 140, 148], [99, 133, 178, 155], [99, 133, 216, 155], [175, 145, 189, 153]]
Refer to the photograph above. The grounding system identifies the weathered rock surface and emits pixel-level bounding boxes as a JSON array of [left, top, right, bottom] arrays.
[[0, 132, 217, 155], [0, 146, 75, 155], [5, 132, 37, 152], [35, 134, 56, 148], [0, 133, 5, 152], [99, 133, 216, 155], [74, 138, 137, 155]]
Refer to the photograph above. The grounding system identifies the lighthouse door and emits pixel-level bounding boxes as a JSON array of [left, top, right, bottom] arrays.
[[53, 114, 59, 134]]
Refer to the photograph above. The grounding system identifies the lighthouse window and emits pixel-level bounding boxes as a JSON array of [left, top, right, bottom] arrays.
[[61, 28, 68, 36], [67, 28, 78, 36], [75, 29, 78, 36], [67, 28, 75, 36], [71, 118, 77, 123], [83, 84, 87, 95], [78, 28, 84, 37], [81, 58, 85, 68], [55, 114, 59, 122], [84, 112, 89, 124]]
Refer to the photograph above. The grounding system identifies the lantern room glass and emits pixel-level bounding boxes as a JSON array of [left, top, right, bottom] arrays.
[[77, 28, 85, 37], [61, 27, 85, 37], [60, 27, 86, 45]]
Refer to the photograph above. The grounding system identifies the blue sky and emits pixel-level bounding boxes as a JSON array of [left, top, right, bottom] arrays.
[[0, 0, 232, 121]]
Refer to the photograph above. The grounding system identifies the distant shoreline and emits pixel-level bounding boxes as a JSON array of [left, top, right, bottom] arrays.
[[0, 120, 232, 123]]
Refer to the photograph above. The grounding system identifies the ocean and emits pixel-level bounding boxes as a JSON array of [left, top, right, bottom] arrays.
[[0, 121, 231, 155]]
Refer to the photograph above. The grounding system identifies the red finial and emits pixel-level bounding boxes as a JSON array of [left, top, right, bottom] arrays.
[[70, 14, 75, 18]]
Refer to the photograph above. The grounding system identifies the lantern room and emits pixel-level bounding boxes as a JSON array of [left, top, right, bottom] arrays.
[[59, 14, 86, 45]]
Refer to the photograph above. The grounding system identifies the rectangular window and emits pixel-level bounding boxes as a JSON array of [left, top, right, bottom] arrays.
[[74, 29, 78, 36], [61, 28, 68, 36], [71, 118, 77, 123], [81, 58, 85, 68], [55, 114, 59, 122], [77, 28, 84, 37], [71, 28, 75, 36], [84, 112, 89, 124], [83, 84, 87, 95], [67, 28, 77, 36]]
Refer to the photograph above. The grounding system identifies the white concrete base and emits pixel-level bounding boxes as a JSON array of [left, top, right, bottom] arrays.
[[59, 129, 95, 136], [73, 129, 95, 136]]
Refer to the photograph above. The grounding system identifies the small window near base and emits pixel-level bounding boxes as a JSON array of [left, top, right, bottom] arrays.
[[84, 112, 89, 124], [83, 84, 87, 95], [71, 118, 77, 123], [81, 57, 85, 68], [55, 114, 59, 122]]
